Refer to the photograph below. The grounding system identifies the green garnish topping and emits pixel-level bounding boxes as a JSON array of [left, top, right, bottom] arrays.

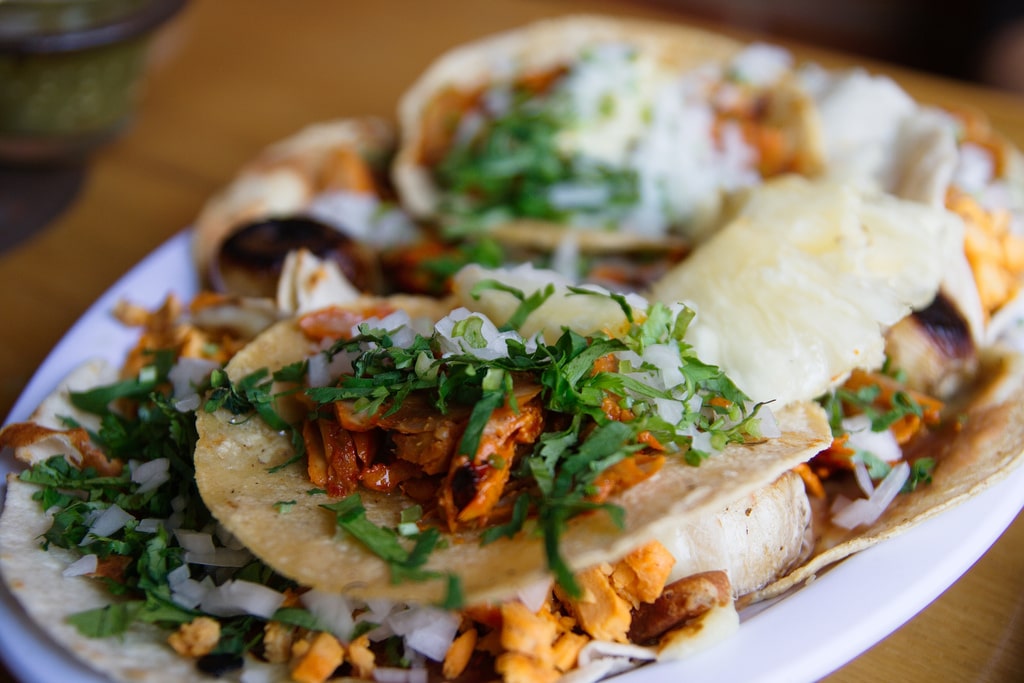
[[434, 78, 638, 235], [903, 457, 936, 492], [300, 297, 762, 597], [20, 354, 318, 651], [822, 382, 928, 435], [321, 495, 463, 608]]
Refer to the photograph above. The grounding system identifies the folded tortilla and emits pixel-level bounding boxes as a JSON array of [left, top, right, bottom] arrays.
[[193, 314, 832, 606], [192, 116, 399, 290], [393, 14, 822, 247]]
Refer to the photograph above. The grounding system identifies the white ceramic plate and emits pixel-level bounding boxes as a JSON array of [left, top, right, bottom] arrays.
[[1, 231, 1023, 683]]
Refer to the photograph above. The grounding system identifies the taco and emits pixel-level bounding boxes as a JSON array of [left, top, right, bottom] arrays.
[[192, 117, 421, 299], [193, 298, 829, 605], [393, 14, 821, 251]]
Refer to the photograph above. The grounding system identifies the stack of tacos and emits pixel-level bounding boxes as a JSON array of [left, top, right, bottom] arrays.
[[2, 13, 1024, 683]]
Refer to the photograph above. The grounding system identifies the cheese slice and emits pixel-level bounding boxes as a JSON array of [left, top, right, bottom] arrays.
[[647, 176, 964, 406]]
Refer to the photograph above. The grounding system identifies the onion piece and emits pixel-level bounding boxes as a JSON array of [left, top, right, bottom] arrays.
[[306, 351, 330, 388], [386, 606, 460, 661], [373, 667, 428, 683], [562, 641, 657, 683], [136, 518, 164, 534], [168, 357, 220, 400], [171, 578, 209, 610], [832, 461, 911, 529], [174, 394, 203, 413], [577, 641, 657, 667], [167, 564, 191, 588], [200, 579, 285, 618], [80, 504, 133, 545], [63, 554, 98, 578], [842, 414, 902, 462], [131, 458, 170, 494], [754, 405, 781, 438], [174, 530, 216, 555], [852, 454, 875, 497], [516, 578, 553, 614], [301, 589, 356, 640]]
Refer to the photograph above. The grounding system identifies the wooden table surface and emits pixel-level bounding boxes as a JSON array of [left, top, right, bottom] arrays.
[[1, 1, 1022, 681]]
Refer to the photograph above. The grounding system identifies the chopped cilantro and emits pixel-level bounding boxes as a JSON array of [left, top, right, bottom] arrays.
[[321, 495, 463, 608], [299, 300, 760, 597], [19, 353, 318, 662], [434, 80, 638, 235], [903, 457, 936, 492]]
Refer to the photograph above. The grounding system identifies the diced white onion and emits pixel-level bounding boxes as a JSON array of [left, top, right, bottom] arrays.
[[516, 578, 553, 614], [842, 414, 902, 463], [166, 511, 184, 531], [373, 667, 428, 683], [386, 606, 460, 662], [169, 357, 220, 400], [832, 460, 911, 529], [728, 43, 793, 87], [301, 589, 356, 641], [547, 182, 610, 210], [305, 190, 418, 247], [215, 522, 247, 550], [131, 458, 170, 494], [354, 310, 414, 339], [167, 496, 187, 531], [173, 394, 203, 413], [136, 518, 164, 534], [551, 233, 581, 282], [167, 564, 191, 588], [63, 554, 98, 577], [239, 664, 281, 683], [689, 429, 713, 454], [654, 397, 684, 425], [852, 454, 875, 497], [171, 576, 211, 610], [567, 640, 657, 681], [174, 530, 216, 555], [306, 351, 330, 388], [952, 142, 995, 194], [643, 342, 684, 389], [200, 579, 285, 619], [435, 308, 533, 360], [81, 504, 134, 545]]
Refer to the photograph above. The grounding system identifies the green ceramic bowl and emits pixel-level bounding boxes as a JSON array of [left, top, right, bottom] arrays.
[[0, 0, 186, 164]]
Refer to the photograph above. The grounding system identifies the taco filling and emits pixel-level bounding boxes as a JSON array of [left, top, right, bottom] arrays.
[[416, 42, 813, 242]]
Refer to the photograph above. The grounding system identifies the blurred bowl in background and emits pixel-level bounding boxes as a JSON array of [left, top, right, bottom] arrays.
[[0, 0, 186, 165]]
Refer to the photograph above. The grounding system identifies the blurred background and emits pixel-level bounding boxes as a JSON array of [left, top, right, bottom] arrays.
[[1, 0, 1023, 253], [653, 0, 1024, 92]]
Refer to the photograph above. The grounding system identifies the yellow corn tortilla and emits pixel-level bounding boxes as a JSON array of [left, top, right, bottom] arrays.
[[193, 315, 832, 606], [748, 345, 1024, 604]]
